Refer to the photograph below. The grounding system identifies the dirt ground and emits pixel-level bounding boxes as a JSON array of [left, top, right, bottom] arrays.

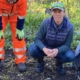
[[0, 50, 78, 80]]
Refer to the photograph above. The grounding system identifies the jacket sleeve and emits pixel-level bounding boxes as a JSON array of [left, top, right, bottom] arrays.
[[0, 2, 2, 30], [58, 26, 74, 53], [34, 20, 47, 50], [16, 0, 27, 30], [0, 17, 2, 30]]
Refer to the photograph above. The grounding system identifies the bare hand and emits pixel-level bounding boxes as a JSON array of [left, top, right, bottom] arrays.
[[43, 47, 53, 57], [46, 48, 58, 58], [51, 48, 58, 57]]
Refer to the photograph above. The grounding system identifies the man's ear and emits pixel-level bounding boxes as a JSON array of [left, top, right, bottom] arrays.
[[64, 11, 69, 17], [64, 11, 66, 16]]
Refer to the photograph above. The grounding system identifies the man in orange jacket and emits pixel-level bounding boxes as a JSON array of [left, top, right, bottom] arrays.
[[0, 0, 27, 72]]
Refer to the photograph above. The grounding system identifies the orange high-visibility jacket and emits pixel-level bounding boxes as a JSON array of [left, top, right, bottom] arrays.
[[0, 0, 27, 18], [0, 0, 27, 30], [0, 0, 27, 64]]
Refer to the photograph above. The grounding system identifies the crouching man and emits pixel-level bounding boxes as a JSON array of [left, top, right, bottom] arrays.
[[28, 2, 75, 74]]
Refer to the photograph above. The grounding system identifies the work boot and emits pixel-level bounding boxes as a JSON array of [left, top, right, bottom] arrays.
[[78, 70, 80, 79], [17, 63, 27, 72], [0, 60, 3, 71], [77, 68, 80, 79], [56, 59, 65, 75], [35, 61, 44, 73], [0, 60, 3, 68]]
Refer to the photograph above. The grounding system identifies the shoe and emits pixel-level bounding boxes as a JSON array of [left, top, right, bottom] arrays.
[[70, 62, 75, 70], [78, 70, 80, 79], [0, 60, 3, 71], [17, 63, 27, 72], [56, 59, 65, 75], [0, 60, 3, 68], [56, 64, 65, 75], [77, 68, 80, 79], [35, 62, 44, 73]]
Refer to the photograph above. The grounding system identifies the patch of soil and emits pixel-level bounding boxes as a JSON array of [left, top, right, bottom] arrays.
[[0, 50, 78, 80]]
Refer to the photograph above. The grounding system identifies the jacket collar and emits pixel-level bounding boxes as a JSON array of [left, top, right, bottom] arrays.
[[50, 16, 68, 31]]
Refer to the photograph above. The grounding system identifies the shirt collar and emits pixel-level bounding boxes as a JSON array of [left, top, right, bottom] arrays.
[[51, 16, 64, 30]]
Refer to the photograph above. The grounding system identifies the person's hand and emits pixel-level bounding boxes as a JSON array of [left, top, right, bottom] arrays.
[[51, 48, 58, 57], [42, 47, 54, 57], [0, 30, 4, 40], [16, 29, 24, 41], [47, 48, 58, 58]]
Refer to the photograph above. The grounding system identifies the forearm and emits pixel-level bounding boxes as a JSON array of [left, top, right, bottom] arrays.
[[58, 45, 70, 53], [34, 38, 45, 50], [17, 0, 27, 30], [34, 19, 47, 50], [17, 17, 25, 30]]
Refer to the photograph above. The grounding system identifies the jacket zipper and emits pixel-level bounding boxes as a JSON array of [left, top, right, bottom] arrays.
[[8, 5, 14, 19], [54, 29, 58, 46]]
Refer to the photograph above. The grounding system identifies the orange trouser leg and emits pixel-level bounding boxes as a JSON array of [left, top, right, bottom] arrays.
[[0, 18, 8, 60], [10, 22, 27, 64]]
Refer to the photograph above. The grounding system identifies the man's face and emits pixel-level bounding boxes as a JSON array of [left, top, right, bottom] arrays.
[[7, 0, 18, 4], [51, 9, 65, 25]]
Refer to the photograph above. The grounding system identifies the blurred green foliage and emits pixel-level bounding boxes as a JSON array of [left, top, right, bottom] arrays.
[[5, 0, 80, 50]]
